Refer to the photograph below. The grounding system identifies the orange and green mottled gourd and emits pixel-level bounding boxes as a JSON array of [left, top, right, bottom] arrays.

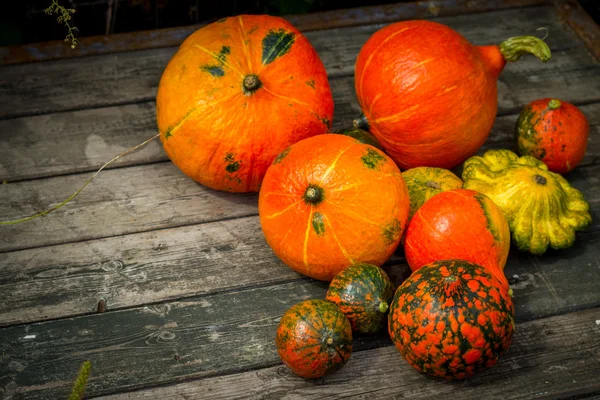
[[276, 299, 352, 379], [326, 264, 394, 334], [354, 20, 551, 170], [462, 149, 591, 255], [259, 134, 410, 281], [404, 189, 510, 287], [402, 167, 463, 221], [516, 98, 589, 174], [156, 15, 334, 192], [388, 259, 515, 380]]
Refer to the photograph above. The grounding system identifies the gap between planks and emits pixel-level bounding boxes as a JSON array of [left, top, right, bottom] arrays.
[[0, 4, 596, 121], [0, 0, 552, 66], [92, 306, 600, 400]]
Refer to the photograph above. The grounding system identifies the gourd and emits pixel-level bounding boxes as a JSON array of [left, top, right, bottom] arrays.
[[402, 167, 463, 221], [276, 299, 352, 379], [388, 259, 514, 380], [462, 149, 591, 255], [259, 134, 410, 281], [515, 98, 589, 174], [156, 15, 334, 192], [354, 20, 550, 170], [326, 263, 394, 333], [404, 189, 510, 287]]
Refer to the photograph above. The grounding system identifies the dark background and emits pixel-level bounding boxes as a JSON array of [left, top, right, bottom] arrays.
[[1, 0, 599, 47]]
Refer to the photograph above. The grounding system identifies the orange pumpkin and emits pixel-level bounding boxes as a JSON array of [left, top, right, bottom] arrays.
[[354, 20, 550, 170], [516, 98, 589, 174], [404, 189, 510, 286], [156, 15, 334, 192], [259, 134, 410, 281]]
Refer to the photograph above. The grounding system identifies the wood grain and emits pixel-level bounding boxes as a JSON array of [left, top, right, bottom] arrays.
[[0, 164, 598, 327], [1, 5, 598, 120], [96, 307, 600, 400], [1, 96, 598, 183], [2, 105, 598, 252], [0, 0, 550, 66], [0, 282, 597, 400]]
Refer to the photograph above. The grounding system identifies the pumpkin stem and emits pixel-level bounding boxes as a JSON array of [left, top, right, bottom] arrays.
[[426, 181, 441, 189], [242, 74, 262, 95], [534, 174, 547, 185], [353, 113, 369, 130], [325, 337, 334, 346], [304, 185, 325, 205], [378, 301, 389, 313], [548, 99, 561, 110], [499, 35, 551, 63]]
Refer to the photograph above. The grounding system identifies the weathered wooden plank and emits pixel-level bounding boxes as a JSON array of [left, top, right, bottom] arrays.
[[2, 93, 599, 182], [2, 103, 598, 252], [0, 281, 598, 400], [0, 0, 550, 66], [1, 164, 598, 326], [96, 307, 600, 400], [556, 0, 600, 61], [0, 162, 258, 252], [1, 5, 598, 119]]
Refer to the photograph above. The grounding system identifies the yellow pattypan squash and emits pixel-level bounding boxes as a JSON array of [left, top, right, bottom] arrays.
[[462, 149, 591, 255]]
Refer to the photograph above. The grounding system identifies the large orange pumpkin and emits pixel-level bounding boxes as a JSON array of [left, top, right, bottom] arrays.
[[259, 134, 410, 281], [404, 189, 510, 286], [156, 15, 334, 192], [354, 20, 550, 170]]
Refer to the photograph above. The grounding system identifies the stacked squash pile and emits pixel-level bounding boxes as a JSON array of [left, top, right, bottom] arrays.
[[156, 15, 591, 380]]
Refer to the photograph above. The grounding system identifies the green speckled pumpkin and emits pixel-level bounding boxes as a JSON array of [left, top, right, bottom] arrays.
[[326, 263, 394, 334], [276, 299, 352, 379], [388, 259, 514, 380], [462, 149, 591, 255], [402, 167, 463, 220]]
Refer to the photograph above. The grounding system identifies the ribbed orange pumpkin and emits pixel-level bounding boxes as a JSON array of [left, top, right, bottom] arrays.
[[354, 20, 550, 170], [259, 134, 410, 281], [156, 15, 334, 192]]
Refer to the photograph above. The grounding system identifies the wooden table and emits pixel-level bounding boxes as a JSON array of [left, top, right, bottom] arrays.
[[1, 0, 599, 398]]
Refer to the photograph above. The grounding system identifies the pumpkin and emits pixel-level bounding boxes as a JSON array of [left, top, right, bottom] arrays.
[[402, 167, 463, 221], [156, 15, 334, 192], [336, 128, 383, 150], [515, 98, 589, 174], [276, 299, 352, 379], [388, 259, 515, 380], [259, 134, 410, 281], [404, 189, 510, 287], [462, 149, 591, 255], [325, 263, 394, 334], [353, 20, 550, 170]]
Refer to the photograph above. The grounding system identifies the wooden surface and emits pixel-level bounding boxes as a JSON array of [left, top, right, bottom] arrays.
[[1, 1, 599, 399]]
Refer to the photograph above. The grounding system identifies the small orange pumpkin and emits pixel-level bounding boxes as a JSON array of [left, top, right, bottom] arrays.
[[259, 134, 410, 281], [404, 189, 510, 286], [515, 98, 589, 174], [156, 15, 334, 192]]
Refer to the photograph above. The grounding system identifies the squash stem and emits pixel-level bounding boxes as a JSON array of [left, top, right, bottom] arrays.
[[548, 99, 561, 110], [499, 35, 551, 63], [378, 301, 389, 313], [242, 74, 262, 95], [353, 113, 369, 130], [304, 185, 324, 205]]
